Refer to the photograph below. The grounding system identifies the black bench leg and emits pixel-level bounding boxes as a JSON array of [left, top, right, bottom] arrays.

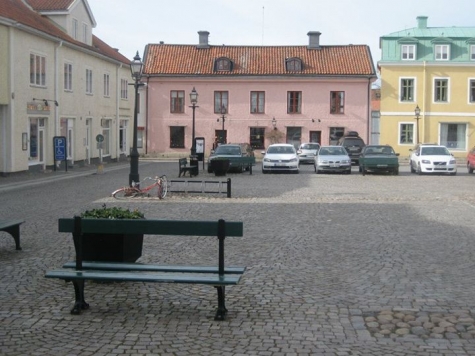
[[71, 280, 89, 315], [3, 225, 21, 250], [214, 286, 228, 321]]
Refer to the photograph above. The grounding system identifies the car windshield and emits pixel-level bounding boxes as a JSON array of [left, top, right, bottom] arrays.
[[421, 147, 450, 155], [343, 138, 364, 146], [267, 146, 295, 154], [301, 143, 320, 150], [319, 147, 346, 155], [365, 146, 395, 155], [214, 146, 241, 155]]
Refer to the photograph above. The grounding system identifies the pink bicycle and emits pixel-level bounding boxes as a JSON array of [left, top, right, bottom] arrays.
[[112, 175, 168, 199]]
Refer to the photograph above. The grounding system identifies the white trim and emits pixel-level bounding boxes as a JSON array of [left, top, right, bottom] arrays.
[[378, 61, 475, 67], [381, 111, 475, 117], [433, 76, 450, 104], [398, 121, 415, 145], [398, 76, 416, 103], [468, 77, 475, 104]]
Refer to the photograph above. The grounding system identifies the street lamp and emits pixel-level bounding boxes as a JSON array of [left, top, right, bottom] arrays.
[[129, 51, 144, 187], [217, 105, 226, 143], [189, 87, 199, 156], [414, 105, 421, 144]]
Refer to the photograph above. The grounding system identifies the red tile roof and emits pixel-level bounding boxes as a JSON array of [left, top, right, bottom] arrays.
[[144, 44, 376, 77], [26, 0, 74, 11], [0, 0, 129, 64]]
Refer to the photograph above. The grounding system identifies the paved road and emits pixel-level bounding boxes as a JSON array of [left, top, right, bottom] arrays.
[[1, 161, 475, 355]]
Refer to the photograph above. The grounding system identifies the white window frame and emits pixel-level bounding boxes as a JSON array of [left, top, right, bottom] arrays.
[[435, 44, 450, 60], [103, 73, 110, 97], [82, 23, 88, 43], [399, 122, 415, 145], [121, 79, 128, 99], [401, 44, 416, 60], [471, 45, 475, 61], [72, 18, 78, 39], [399, 77, 416, 103], [433, 77, 450, 103], [439, 123, 467, 150], [86, 68, 93, 95], [30, 53, 46, 87], [64, 62, 72, 91], [101, 119, 111, 156], [469, 78, 475, 104]]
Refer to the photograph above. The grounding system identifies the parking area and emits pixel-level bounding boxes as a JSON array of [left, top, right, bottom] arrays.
[[1, 161, 475, 355]]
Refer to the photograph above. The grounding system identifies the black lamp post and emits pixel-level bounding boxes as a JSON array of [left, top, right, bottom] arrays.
[[189, 87, 199, 156], [414, 105, 421, 144], [217, 105, 226, 143], [129, 51, 144, 187]]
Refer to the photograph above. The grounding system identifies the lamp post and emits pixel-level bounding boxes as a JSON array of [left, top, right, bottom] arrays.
[[129, 51, 144, 187], [217, 105, 226, 143], [189, 87, 199, 157], [414, 105, 421, 144], [272, 117, 277, 130]]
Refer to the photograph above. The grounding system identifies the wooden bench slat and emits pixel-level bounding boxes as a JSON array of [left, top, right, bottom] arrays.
[[0, 219, 25, 229], [46, 270, 242, 285], [0, 219, 24, 250], [62, 261, 246, 274], [58, 218, 243, 236]]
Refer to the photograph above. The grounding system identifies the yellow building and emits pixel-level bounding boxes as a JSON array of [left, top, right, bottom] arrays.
[[379, 16, 475, 159]]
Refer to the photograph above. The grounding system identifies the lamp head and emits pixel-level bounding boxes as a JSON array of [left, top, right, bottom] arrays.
[[414, 105, 421, 117], [189, 87, 198, 105], [130, 51, 143, 81]]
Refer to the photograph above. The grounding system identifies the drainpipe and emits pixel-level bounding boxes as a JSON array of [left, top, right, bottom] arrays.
[[145, 75, 149, 154], [422, 61, 427, 143], [367, 77, 371, 144]]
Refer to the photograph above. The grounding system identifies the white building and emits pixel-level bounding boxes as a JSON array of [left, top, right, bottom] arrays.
[[0, 0, 135, 175]]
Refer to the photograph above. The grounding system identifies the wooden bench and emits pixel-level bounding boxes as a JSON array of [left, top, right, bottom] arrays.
[[0, 219, 24, 250], [45, 217, 245, 320], [226, 156, 256, 174], [178, 158, 196, 177]]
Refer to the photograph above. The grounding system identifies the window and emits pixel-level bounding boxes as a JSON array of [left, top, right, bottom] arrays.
[[440, 123, 466, 149], [30, 53, 46, 86], [120, 79, 128, 99], [60, 118, 74, 159], [329, 127, 344, 145], [470, 79, 475, 103], [434, 78, 448, 102], [471, 45, 475, 60], [170, 126, 185, 148], [82, 23, 88, 42], [400, 78, 415, 102], [287, 91, 301, 113], [72, 18, 78, 39], [86, 68, 93, 94], [119, 120, 127, 154], [402, 45, 416, 60], [214, 91, 228, 113], [250, 127, 265, 149], [250, 91, 265, 113], [286, 127, 301, 148], [137, 129, 144, 148], [435, 45, 450, 60], [215, 58, 232, 71], [170, 90, 185, 113], [101, 119, 111, 155], [286, 58, 302, 71], [330, 91, 344, 114], [103, 74, 110, 97], [64, 62, 72, 91], [399, 123, 414, 144]]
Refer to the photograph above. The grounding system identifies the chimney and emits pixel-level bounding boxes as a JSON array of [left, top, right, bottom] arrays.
[[198, 31, 210, 48], [417, 16, 428, 29], [307, 31, 321, 49]]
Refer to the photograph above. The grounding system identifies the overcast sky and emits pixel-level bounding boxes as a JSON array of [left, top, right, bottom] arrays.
[[88, 0, 475, 67]]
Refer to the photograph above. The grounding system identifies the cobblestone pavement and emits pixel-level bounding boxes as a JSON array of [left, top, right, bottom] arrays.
[[1, 161, 475, 355]]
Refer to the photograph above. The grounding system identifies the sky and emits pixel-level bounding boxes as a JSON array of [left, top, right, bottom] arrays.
[[87, 0, 475, 68]]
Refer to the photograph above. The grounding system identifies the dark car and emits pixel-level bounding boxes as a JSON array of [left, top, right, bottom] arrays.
[[359, 145, 399, 175], [207, 144, 251, 173], [337, 131, 366, 165]]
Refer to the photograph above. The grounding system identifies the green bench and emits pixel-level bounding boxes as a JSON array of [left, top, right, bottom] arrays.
[[178, 157, 196, 177], [0, 219, 24, 250], [45, 217, 245, 321], [226, 156, 256, 174]]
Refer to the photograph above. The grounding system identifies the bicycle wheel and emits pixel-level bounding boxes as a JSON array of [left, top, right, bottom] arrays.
[[159, 175, 168, 199], [112, 187, 140, 199]]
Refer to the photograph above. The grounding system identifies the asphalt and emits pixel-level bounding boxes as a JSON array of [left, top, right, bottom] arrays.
[[1, 160, 475, 355]]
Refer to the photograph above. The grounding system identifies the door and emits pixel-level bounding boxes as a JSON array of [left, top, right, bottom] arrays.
[[309, 131, 321, 144], [29, 118, 46, 167], [85, 118, 92, 164]]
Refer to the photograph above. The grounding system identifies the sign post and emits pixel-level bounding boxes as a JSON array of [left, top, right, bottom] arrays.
[[53, 136, 67, 172], [96, 134, 104, 174]]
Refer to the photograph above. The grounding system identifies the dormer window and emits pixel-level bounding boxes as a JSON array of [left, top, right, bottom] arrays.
[[286, 58, 303, 71], [401, 45, 416, 60], [435, 44, 450, 60], [215, 57, 233, 72]]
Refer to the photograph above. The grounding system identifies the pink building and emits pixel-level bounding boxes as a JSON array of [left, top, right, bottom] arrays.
[[140, 31, 376, 157]]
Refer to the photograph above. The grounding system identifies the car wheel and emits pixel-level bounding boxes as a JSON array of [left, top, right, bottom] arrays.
[[450, 171, 457, 176], [468, 162, 474, 174], [347, 169, 352, 175], [416, 163, 422, 175], [262, 168, 268, 174], [393, 167, 399, 175], [207, 165, 213, 173], [410, 161, 415, 173], [361, 165, 366, 176], [358, 166, 362, 173]]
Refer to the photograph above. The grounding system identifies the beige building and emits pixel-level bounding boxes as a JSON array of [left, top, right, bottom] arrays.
[[0, 0, 134, 175]]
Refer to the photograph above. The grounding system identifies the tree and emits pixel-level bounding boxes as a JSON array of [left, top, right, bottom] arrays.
[[265, 128, 285, 144]]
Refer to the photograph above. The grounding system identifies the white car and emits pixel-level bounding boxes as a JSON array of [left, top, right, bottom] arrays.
[[261, 144, 299, 173], [409, 144, 457, 175], [297, 143, 320, 164], [314, 145, 352, 174]]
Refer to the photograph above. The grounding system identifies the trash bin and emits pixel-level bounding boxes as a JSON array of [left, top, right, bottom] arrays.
[[190, 156, 199, 176]]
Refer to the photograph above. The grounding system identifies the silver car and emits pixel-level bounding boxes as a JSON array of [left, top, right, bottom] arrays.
[[297, 143, 320, 164], [314, 145, 352, 174], [262, 144, 299, 174]]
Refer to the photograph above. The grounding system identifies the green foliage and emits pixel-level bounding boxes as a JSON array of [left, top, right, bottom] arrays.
[[81, 204, 144, 219]]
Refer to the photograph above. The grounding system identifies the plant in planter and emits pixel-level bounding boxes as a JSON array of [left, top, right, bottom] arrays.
[[78, 204, 145, 263], [210, 157, 230, 176]]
